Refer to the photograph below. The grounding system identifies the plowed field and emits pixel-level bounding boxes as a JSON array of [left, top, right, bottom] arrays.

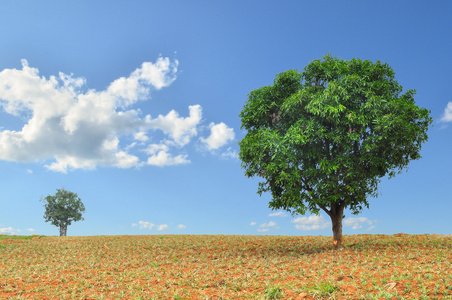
[[1, 234, 451, 299]]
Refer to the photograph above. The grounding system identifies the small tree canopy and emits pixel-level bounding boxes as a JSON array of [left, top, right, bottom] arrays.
[[41, 188, 85, 236], [239, 54, 432, 248]]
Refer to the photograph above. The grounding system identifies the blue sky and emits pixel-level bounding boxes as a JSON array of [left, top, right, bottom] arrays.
[[0, 1, 451, 237]]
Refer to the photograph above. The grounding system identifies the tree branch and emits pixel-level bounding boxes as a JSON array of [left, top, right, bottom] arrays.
[[325, 138, 331, 160], [317, 203, 331, 217]]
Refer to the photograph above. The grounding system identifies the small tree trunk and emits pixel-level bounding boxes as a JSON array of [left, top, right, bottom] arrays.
[[330, 202, 345, 249], [59, 225, 67, 237]]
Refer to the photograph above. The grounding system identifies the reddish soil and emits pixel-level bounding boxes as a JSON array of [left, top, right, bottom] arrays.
[[1, 234, 451, 299]]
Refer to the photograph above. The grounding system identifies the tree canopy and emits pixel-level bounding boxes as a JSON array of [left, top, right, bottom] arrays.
[[41, 188, 85, 236], [239, 54, 432, 248]]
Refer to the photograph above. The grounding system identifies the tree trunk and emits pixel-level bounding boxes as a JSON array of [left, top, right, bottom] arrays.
[[329, 202, 345, 250], [317, 201, 346, 250], [59, 225, 67, 237]]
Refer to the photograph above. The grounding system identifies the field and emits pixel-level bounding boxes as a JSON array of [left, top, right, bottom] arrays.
[[1, 234, 451, 299]]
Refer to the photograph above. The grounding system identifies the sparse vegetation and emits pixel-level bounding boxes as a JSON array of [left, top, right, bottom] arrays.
[[0, 234, 451, 299]]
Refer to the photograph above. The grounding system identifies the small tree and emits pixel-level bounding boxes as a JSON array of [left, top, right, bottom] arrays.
[[41, 188, 85, 236], [239, 54, 432, 249]]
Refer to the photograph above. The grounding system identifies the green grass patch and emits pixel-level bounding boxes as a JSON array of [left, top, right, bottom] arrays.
[[310, 281, 339, 297], [0, 234, 46, 241], [264, 287, 283, 299]]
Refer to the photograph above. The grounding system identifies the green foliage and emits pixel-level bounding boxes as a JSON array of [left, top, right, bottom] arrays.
[[264, 287, 283, 299], [239, 54, 432, 218], [311, 281, 339, 297], [40, 188, 85, 236]]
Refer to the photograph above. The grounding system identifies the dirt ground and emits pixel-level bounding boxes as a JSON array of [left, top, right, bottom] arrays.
[[1, 234, 451, 299]]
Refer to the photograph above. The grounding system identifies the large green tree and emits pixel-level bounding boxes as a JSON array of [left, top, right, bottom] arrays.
[[239, 54, 432, 248], [41, 188, 85, 236]]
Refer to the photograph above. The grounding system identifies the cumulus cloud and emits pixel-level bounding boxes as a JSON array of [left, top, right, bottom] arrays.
[[200, 122, 235, 150], [157, 224, 169, 231], [0, 58, 233, 172], [0, 227, 16, 235], [137, 221, 155, 230], [148, 105, 202, 147], [441, 102, 452, 122], [343, 217, 375, 230], [292, 215, 330, 231], [134, 131, 149, 142], [259, 221, 276, 228], [134, 221, 171, 231], [145, 143, 190, 166]]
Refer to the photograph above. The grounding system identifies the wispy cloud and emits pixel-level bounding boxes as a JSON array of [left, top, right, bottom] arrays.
[[133, 221, 172, 231], [177, 224, 186, 229], [0, 227, 16, 235], [0, 58, 234, 172], [221, 147, 238, 159], [258, 221, 277, 232], [269, 211, 288, 217], [249, 222, 256, 226], [292, 215, 330, 231], [343, 217, 376, 230]]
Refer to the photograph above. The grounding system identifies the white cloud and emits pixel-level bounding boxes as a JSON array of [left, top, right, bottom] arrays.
[[26, 228, 35, 232], [292, 215, 330, 231], [220, 147, 238, 159], [441, 102, 452, 122], [200, 122, 235, 150], [137, 221, 155, 230], [249, 222, 256, 226], [256, 221, 276, 233], [269, 211, 288, 217], [26, 169, 33, 174], [134, 131, 149, 142], [259, 221, 276, 228], [157, 224, 169, 231], [0, 58, 227, 172], [177, 224, 186, 229], [147, 105, 202, 147], [145, 144, 190, 166], [0, 227, 16, 235], [343, 217, 375, 230], [134, 221, 171, 231]]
